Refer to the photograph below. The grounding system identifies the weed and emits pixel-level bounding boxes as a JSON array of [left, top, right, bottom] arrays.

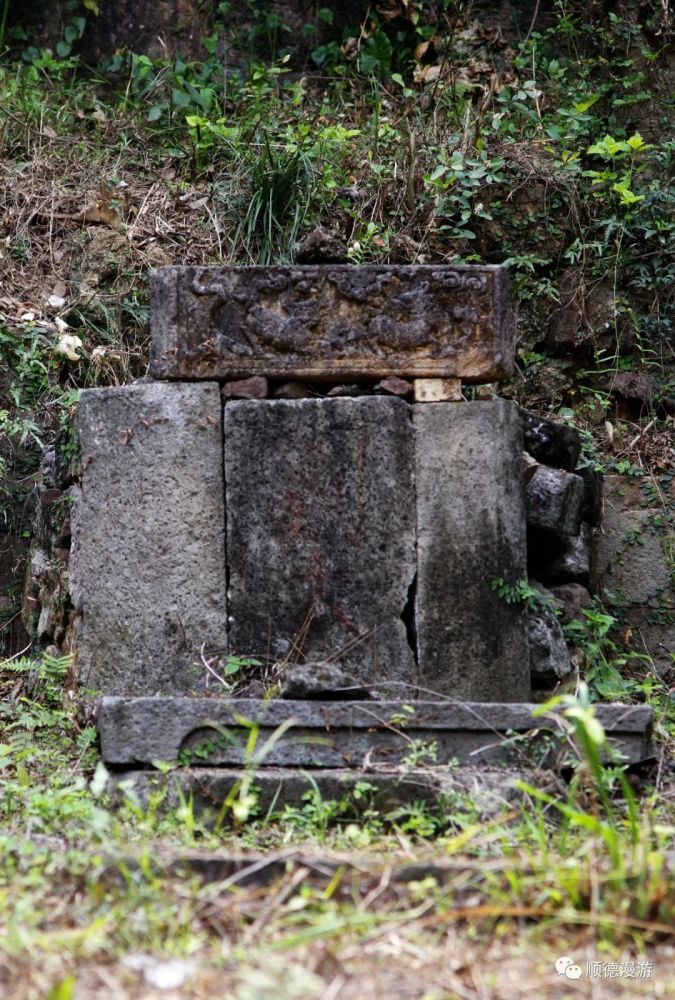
[[563, 607, 652, 701]]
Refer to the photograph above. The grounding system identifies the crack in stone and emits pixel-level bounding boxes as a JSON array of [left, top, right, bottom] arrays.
[[400, 571, 419, 671], [221, 399, 231, 656]]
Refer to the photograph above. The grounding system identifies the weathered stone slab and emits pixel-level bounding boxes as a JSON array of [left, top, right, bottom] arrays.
[[526, 466, 585, 536], [98, 697, 653, 767], [70, 383, 227, 695], [413, 401, 530, 701], [414, 401, 530, 701], [224, 397, 417, 689], [150, 265, 515, 382], [596, 475, 674, 672]]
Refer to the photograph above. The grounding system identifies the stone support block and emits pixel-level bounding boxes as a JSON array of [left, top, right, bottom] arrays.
[[150, 265, 515, 382], [414, 401, 530, 701], [70, 383, 227, 695], [413, 378, 462, 402], [526, 466, 584, 536]]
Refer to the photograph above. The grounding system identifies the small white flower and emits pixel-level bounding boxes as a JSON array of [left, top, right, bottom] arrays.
[[91, 346, 107, 363], [54, 316, 69, 333], [55, 334, 83, 362], [20, 311, 35, 322]]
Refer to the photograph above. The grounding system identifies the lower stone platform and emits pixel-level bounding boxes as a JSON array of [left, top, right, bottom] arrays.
[[110, 764, 555, 821], [99, 697, 653, 769]]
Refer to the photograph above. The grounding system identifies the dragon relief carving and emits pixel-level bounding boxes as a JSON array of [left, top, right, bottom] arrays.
[[189, 267, 491, 358]]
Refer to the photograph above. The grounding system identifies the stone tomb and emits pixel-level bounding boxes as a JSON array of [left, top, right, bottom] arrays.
[[75, 265, 651, 807]]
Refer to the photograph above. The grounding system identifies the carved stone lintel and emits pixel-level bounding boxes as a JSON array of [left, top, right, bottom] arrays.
[[150, 264, 516, 383]]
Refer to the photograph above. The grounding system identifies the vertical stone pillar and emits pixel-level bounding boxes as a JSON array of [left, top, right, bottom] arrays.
[[414, 401, 530, 701], [71, 383, 227, 695], [224, 397, 417, 691]]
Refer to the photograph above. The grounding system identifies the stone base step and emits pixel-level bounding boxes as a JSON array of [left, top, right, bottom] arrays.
[[110, 764, 561, 823], [99, 697, 652, 769]]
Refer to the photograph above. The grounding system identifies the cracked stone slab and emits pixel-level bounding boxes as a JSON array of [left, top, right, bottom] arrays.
[[414, 401, 530, 701], [71, 383, 227, 695], [149, 265, 515, 382], [98, 697, 653, 767], [224, 397, 417, 691]]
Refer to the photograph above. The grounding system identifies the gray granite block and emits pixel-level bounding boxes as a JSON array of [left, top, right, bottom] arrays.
[[98, 696, 653, 767], [413, 401, 530, 701], [526, 466, 585, 536], [150, 264, 515, 382], [519, 408, 581, 471], [224, 397, 417, 690], [70, 383, 227, 694], [528, 585, 572, 685]]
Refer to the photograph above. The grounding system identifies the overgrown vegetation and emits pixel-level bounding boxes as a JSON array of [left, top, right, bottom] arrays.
[[0, 653, 673, 996], [1, 1, 673, 996]]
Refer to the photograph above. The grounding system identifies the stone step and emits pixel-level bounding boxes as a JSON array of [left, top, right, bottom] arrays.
[[99, 697, 652, 769], [109, 764, 557, 823], [149, 264, 515, 382]]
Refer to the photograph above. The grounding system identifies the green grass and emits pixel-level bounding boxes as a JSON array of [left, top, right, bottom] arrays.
[[0, 656, 673, 997]]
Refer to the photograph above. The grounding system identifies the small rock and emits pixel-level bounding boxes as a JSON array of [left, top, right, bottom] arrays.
[[474, 384, 497, 400], [528, 586, 572, 686], [221, 376, 268, 400], [279, 662, 372, 700], [547, 583, 592, 624], [519, 408, 581, 471], [526, 466, 585, 536], [236, 679, 265, 699], [326, 384, 372, 398], [295, 226, 348, 263], [123, 954, 196, 991], [548, 525, 591, 582], [522, 452, 540, 486], [377, 376, 413, 398], [607, 371, 655, 404], [40, 488, 61, 506], [576, 465, 603, 526], [545, 270, 582, 349], [272, 381, 315, 399]]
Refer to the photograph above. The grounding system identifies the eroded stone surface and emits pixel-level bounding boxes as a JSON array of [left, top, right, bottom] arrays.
[[110, 767, 558, 822], [596, 476, 674, 672], [526, 466, 585, 536], [547, 583, 592, 624], [224, 397, 417, 690], [150, 265, 515, 382], [414, 401, 530, 701], [519, 408, 581, 471], [71, 383, 227, 695], [98, 696, 653, 767], [528, 585, 572, 686]]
